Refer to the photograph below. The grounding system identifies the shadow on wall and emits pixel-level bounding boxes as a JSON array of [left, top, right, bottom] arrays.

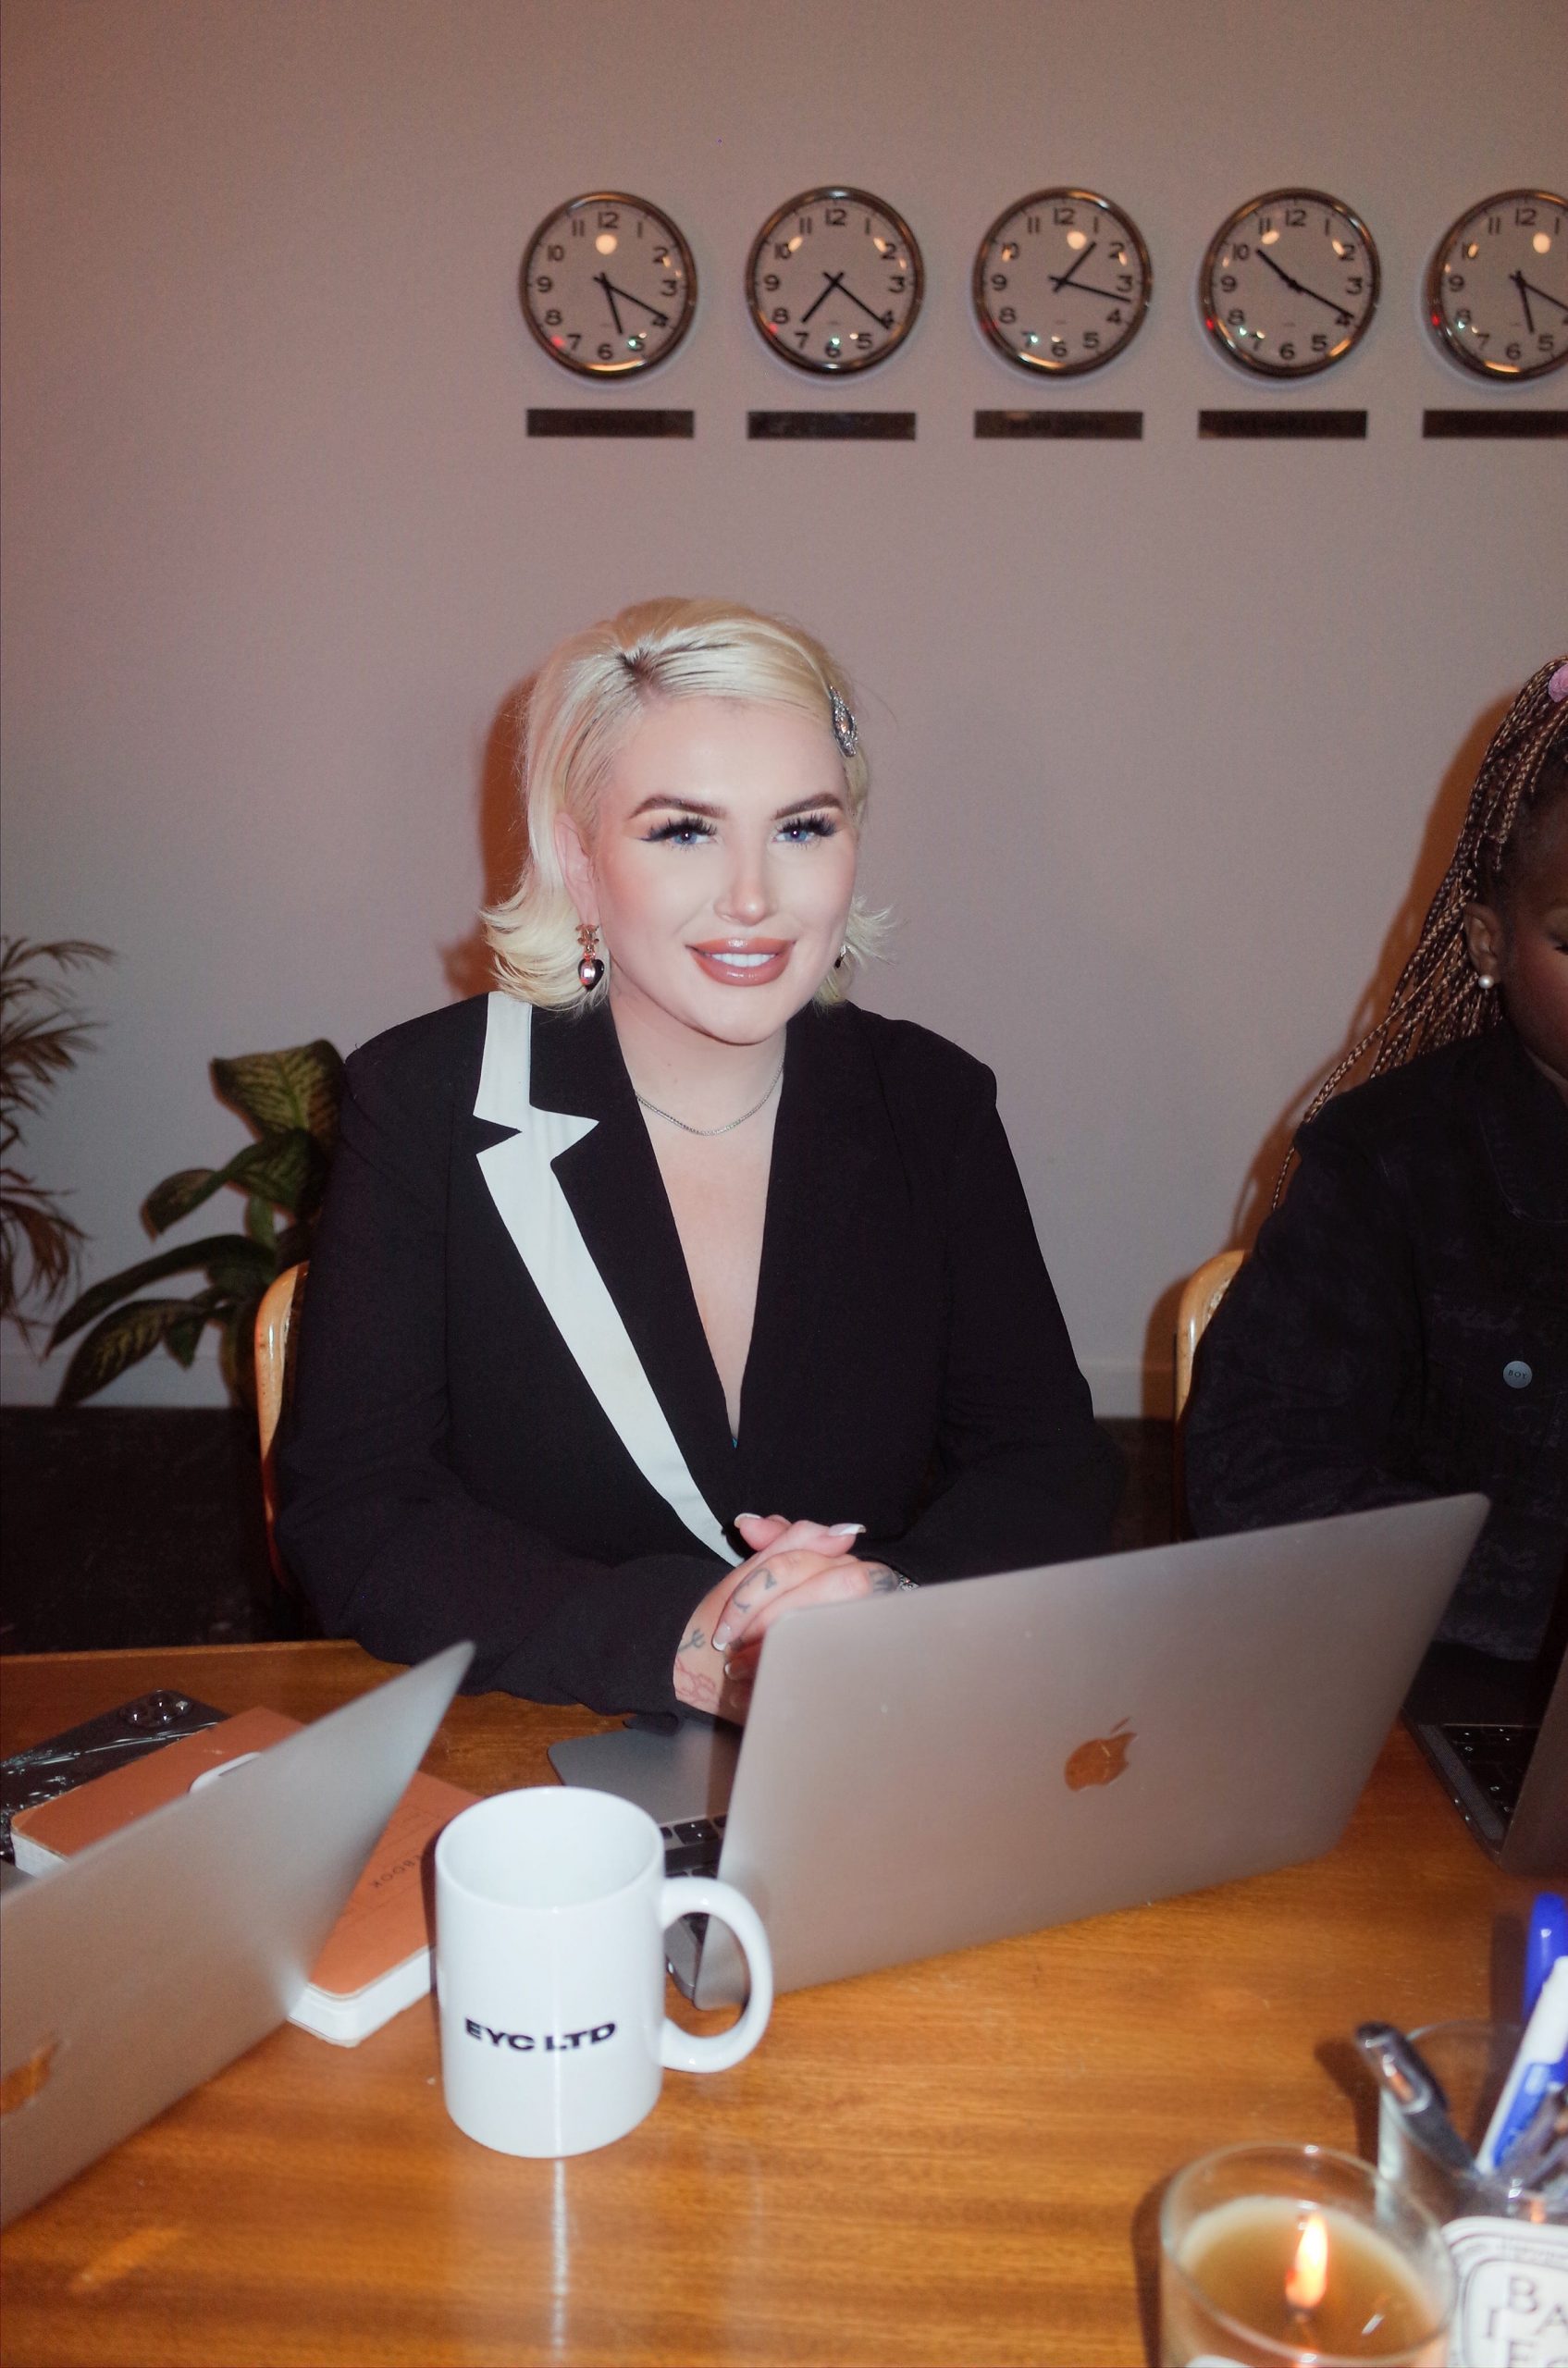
[[1140, 688, 1512, 1414], [442, 676, 538, 1000]]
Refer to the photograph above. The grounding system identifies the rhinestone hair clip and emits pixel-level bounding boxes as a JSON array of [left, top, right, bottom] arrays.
[[828, 686, 858, 759]]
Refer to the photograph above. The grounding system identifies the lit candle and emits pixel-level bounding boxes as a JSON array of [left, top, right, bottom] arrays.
[[1160, 2145, 1454, 2368], [1178, 2199, 1441, 2360]]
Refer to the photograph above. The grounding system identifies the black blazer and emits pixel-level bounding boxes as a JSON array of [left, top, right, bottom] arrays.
[[278, 993, 1121, 1711], [1186, 1022, 1568, 1659]]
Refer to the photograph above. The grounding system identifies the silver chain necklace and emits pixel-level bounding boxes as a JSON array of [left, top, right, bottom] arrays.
[[635, 1063, 784, 1139]]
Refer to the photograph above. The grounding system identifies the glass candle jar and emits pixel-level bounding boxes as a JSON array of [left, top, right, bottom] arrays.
[[1161, 2143, 1456, 2366]]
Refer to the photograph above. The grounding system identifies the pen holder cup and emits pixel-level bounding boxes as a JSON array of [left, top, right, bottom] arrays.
[[1377, 2021, 1561, 2225]]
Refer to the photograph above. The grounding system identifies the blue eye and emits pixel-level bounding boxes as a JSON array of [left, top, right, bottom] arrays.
[[778, 814, 838, 843]]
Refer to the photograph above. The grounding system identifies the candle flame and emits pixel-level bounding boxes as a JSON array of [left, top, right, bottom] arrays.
[[1285, 2212, 1329, 2312]]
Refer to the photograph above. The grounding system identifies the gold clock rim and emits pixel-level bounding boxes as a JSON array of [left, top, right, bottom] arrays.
[[745, 185, 926, 376], [970, 187, 1154, 376], [1423, 188, 1568, 384], [1198, 186, 1381, 380], [519, 190, 698, 380]]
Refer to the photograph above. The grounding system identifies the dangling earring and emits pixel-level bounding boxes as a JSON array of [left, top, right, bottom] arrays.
[[576, 922, 605, 993], [833, 942, 849, 972]]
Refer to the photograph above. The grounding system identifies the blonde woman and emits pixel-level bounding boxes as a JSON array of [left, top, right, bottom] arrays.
[[278, 599, 1119, 1716]]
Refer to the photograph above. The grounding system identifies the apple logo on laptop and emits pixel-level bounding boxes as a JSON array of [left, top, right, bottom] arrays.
[[1064, 1719, 1133, 1791]]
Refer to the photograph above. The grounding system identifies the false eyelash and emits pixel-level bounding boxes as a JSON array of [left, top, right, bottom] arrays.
[[780, 813, 838, 840], [642, 817, 717, 844]]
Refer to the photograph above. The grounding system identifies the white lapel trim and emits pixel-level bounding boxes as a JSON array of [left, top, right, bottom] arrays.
[[474, 993, 739, 1567]]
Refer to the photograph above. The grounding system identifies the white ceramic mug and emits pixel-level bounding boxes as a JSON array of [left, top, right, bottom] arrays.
[[435, 1785, 772, 2158]]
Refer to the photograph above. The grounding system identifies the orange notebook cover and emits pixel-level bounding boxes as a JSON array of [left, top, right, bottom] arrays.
[[9, 1708, 475, 2045]]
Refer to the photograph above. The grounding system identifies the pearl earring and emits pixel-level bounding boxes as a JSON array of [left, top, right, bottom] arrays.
[[576, 922, 605, 992], [1478, 973, 1497, 991]]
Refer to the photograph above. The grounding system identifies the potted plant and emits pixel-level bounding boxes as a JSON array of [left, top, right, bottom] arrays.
[[51, 1040, 343, 1406]]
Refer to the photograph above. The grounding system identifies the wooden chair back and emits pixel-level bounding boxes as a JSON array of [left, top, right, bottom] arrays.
[[254, 1261, 307, 1585], [1173, 1248, 1245, 1423]]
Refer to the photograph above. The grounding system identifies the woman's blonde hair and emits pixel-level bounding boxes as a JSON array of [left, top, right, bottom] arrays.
[[483, 596, 886, 1008]]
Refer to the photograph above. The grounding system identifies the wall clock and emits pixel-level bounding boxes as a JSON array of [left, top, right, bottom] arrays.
[[1425, 191, 1567, 380], [746, 188, 923, 373], [1199, 191, 1379, 376], [972, 190, 1152, 374], [520, 192, 697, 376]]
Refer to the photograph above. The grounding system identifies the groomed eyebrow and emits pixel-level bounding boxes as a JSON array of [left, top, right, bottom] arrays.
[[626, 791, 847, 820]]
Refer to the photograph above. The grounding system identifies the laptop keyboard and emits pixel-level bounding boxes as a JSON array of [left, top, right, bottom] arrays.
[[660, 1813, 725, 1877], [1438, 1723, 1537, 1823]]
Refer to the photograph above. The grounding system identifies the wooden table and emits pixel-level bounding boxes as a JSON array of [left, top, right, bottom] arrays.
[[0, 1643, 1542, 2367]]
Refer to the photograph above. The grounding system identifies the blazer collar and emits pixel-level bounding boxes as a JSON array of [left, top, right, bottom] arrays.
[[471, 993, 739, 1564], [471, 993, 883, 1528]]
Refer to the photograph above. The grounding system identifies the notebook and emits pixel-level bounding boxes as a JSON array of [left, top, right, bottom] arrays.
[[551, 1497, 1488, 2007], [0, 1641, 472, 2226], [8, 1707, 477, 2043]]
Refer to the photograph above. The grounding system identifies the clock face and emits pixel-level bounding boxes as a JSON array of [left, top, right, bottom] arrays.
[[520, 193, 697, 377], [747, 188, 923, 373], [1426, 191, 1568, 380], [972, 190, 1152, 374], [1200, 191, 1379, 376]]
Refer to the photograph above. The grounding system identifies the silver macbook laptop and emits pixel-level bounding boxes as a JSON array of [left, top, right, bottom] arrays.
[[0, 1641, 472, 2226], [551, 1497, 1487, 2006]]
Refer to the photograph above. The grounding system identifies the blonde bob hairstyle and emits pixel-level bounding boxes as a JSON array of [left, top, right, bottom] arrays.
[[483, 596, 886, 1009]]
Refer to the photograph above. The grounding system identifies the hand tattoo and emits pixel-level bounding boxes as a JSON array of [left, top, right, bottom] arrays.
[[682, 1626, 706, 1651], [762, 1570, 778, 1589]]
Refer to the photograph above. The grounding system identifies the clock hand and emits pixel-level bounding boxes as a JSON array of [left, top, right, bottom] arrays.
[[1048, 278, 1129, 302], [598, 277, 670, 327], [800, 271, 846, 326], [835, 278, 896, 330], [594, 273, 625, 336], [1512, 271, 1537, 334], [1048, 240, 1099, 292], [1514, 274, 1568, 317], [1255, 246, 1352, 325]]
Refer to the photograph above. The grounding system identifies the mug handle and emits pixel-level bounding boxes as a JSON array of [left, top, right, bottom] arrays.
[[658, 1877, 772, 2074]]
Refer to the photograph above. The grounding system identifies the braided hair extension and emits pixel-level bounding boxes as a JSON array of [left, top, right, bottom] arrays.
[[1275, 654, 1568, 1205]]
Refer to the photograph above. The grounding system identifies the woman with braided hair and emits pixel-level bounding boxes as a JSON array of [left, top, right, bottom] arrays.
[[1187, 656, 1568, 1666]]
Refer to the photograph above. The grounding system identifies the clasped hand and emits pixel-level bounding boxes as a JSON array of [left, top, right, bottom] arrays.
[[672, 1513, 899, 1721]]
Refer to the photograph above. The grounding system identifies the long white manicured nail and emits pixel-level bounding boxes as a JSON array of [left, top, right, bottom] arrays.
[[713, 1624, 731, 1648], [831, 1523, 865, 1536]]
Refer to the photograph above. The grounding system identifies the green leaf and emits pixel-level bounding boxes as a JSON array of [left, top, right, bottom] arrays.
[[205, 1239, 277, 1301], [56, 1298, 198, 1406], [50, 1234, 260, 1346], [143, 1166, 219, 1235], [245, 1195, 278, 1248], [164, 1312, 208, 1368], [228, 1128, 325, 1218], [212, 1042, 343, 1153]]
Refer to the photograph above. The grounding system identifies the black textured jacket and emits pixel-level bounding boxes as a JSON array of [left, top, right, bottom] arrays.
[[277, 993, 1121, 1711], [1186, 1022, 1568, 1659]]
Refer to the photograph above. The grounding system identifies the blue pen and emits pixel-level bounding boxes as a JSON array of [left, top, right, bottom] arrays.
[[1481, 1956, 1568, 2175], [1523, 1891, 1567, 2023]]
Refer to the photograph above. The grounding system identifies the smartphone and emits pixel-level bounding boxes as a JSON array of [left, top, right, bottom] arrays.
[[0, 1691, 229, 1860]]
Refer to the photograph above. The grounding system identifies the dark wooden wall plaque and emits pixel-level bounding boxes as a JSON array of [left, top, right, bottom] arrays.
[[974, 411, 1142, 439], [747, 412, 916, 440], [526, 409, 694, 438], [1198, 410, 1367, 439], [1422, 409, 1568, 438]]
